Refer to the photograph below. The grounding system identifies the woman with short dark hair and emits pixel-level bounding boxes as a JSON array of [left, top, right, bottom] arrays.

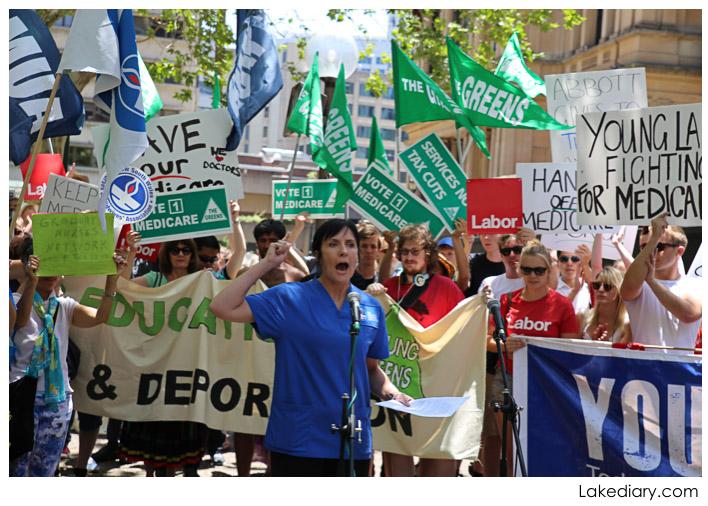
[[211, 219, 411, 476]]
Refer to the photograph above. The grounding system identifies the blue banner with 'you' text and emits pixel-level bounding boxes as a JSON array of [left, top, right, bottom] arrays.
[[514, 339, 701, 477]]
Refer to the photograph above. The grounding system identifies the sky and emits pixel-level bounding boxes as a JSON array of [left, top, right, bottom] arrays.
[[226, 9, 391, 43]]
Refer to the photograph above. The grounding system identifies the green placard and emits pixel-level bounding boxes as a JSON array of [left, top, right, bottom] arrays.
[[33, 212, 116, 276], [350, 165, 445, 238], [272, 179, 345, 219], [133, 187, 232, 244], [399, 133, 467, 231]]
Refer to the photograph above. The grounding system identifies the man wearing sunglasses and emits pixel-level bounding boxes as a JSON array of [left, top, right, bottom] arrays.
[[620, 213, 701, 351], [555, 249, 592, 312], [477, 227, 539, 300]]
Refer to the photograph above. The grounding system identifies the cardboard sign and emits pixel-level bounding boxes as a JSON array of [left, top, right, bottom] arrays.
[[541, 227, 638, 261], [92, 108, 244, 199], [576, 103, 701, 226], [32, 212, 116, 276], [39, 173, 100, 213], [517, 163, 618, 234], [399, 133, 467, 231], [19, 153, 66, 200], [350, 165, 446, 238], [466, 178, 522, 234], [272, 179, 345, 219], [545, 68, 647, 163], [132, 187, 232, 244], [688, 243, 702, 279]]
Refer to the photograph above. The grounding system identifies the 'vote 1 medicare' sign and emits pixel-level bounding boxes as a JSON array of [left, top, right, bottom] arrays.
[[350, 165, 445, 238], [399, 133, 467, 232], [133, 187, 232, 244], [272, 179, 345, 219]]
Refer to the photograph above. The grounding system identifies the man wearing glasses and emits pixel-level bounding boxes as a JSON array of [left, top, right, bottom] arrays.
[[477, 227, 540, 300], [620, 212, 702, 351]]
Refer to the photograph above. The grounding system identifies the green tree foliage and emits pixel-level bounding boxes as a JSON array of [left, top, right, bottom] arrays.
[[326, 9, 584, 96]]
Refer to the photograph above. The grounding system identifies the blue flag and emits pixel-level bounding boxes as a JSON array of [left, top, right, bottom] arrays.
[[9, 9, 84, 165], [225, 9, 283, 151]]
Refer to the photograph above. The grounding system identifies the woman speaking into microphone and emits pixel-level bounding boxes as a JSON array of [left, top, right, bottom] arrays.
[[210, 219, 410, 477]]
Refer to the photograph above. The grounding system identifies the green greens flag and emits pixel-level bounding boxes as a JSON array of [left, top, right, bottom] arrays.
[[367, 116, 393, 175], [137, 52, 163, 121], [495, 32, 546, 99], [447, 37, 569, 131], [391, 40, 490, 159], [211, 70, 221, 109], [286, 53, 325, 167], [320, 65, 357, 207]]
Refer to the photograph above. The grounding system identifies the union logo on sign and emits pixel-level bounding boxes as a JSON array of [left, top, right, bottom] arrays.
[[101, 167, 155, 223]]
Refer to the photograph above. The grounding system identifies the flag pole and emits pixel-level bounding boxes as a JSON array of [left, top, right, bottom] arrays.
[[9, 72, 63, 239], [395, 127, 401, 180], [455, 128, 463, 165], [279, 134, 302, 221]]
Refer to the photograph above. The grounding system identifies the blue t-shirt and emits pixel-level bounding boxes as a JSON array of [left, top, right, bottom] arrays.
[[246, 279, 389, 460]]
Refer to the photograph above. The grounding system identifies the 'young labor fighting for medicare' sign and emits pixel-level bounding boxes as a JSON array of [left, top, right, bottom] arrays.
[[575, 103, 701, 227], [399, 133, 466, 231]]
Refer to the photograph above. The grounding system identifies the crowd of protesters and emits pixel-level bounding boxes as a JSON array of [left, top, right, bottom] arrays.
[[8, 177, 702, 477]]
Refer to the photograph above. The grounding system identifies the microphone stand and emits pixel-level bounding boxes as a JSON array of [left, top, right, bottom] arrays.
[[332, 319, 362, 476], [492, 319, 528, 477]]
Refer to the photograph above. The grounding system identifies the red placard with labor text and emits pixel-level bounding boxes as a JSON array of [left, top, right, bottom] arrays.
[[19, 154, 66, 200], [467, 178, 523, 234], [116, 224, 160, 264]]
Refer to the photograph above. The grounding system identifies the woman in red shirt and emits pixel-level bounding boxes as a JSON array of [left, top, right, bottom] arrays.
[[485, 240, 579, 476], [367, 224, 464, 477]]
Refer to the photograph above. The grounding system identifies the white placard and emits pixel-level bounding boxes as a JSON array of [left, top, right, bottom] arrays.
[[688, 243, 702, 279], [517, 162, 617, 234], [39, 173, 100, 213], [91, 108, 244, 199], [545, 68, 647, 163], [542, 227, 638, 261], [576, 103, 701, 227]]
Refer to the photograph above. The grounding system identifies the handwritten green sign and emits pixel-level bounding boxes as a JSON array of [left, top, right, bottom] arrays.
[[33, 212, 116, 276]]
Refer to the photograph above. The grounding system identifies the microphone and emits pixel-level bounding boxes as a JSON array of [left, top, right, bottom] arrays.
[[487, 298, 507, 342], [347, 292, 361, 327]]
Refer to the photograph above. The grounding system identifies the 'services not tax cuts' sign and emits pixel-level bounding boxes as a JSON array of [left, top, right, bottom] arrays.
[[576, 103, 702, 227], [545, 68, 647, 163], [350, 165, 445, 238], [271, 179, 344, 219], [399, 133, 467, 231], [133, 187, 232, 244]]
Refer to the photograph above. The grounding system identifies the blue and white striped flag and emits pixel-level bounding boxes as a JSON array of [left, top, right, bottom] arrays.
[[225, 9, 283, 151], [58, 10, 147, 185]]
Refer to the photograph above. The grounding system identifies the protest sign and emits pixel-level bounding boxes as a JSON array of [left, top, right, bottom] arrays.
[[514, 338, 702, 477], [688, 243, 702, 279], [101, 167, 156, 224], [272, 179, 345, 219], [517, 162, 617, 234], [132, 187, 232, 244], [39, 173, 100, 213], [399, 133, 467, 229], [32, 212, 116, 276], [372, 295, 486, 459], [545, 68, 647, 163], [467, 178, 522, 234], [63, 273, 486, 459], [92, 108, 244, 199], [350, 165, 446, 238], [541, 227, 638, 262], [576, 103, 702, 226], [19, 153, 66, 200]]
